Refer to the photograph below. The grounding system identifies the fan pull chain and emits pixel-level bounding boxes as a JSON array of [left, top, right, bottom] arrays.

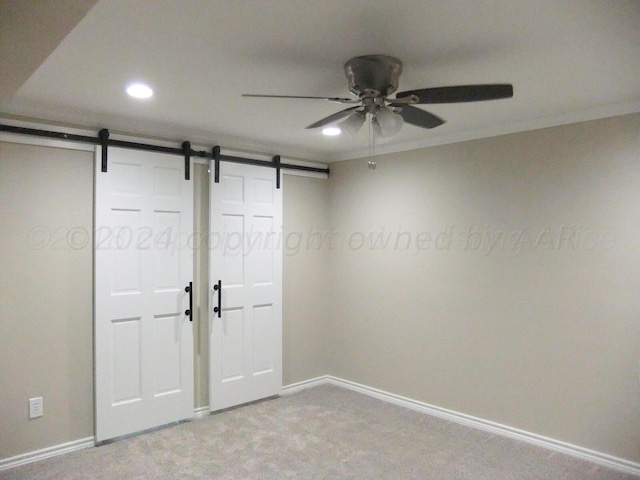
[[368, 114, 376, 169]]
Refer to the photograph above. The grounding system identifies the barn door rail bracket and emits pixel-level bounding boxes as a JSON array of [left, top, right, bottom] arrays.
[[273, 155, 281, 189], [182, 141, 191, 180], [212, 146, 221, 183], [99, 129, 110, 172], [0, 123, 330, 178]]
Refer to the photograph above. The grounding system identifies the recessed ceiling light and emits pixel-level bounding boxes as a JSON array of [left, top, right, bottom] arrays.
[[126, 83, 154, 99], [322, 127, 341, 136]]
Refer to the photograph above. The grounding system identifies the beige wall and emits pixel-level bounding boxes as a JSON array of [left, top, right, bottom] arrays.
[[327, 113, 640, 462], [0, 141, 94, 458], [3, 113, 639, 465], [282, 175, 331, 385], [193, 162, 210, 409]]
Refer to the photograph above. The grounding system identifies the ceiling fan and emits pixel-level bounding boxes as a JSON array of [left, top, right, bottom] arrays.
[[242, 55, 513, 139]]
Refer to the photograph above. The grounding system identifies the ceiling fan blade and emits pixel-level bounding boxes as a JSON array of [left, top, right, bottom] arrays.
[[306, 106, 362, 129], [392, 105, 445, 129], [396, 84, 513, 104], [242, 94, 358, 104]]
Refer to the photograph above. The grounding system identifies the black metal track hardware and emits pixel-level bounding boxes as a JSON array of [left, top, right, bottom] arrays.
[[273, 155, 281, 189], [0, 123, 97, 144], [213, 280, 222, 318], [0, 124, 330, 177], [98, 129, 110, 172], [212, 145, 221, 183], [182, 141, 191, 180], [185, 282, 193, 322]]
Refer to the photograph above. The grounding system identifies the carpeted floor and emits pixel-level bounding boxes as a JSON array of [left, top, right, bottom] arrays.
[[1, 385, 637, 479]]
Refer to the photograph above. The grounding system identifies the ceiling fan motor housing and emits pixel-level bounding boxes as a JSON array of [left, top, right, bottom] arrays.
[[344, 55, 402, 98]]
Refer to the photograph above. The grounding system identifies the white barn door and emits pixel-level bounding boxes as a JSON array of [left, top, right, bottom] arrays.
[[209, 162, 282, 411], [95, 147, 194, 442]]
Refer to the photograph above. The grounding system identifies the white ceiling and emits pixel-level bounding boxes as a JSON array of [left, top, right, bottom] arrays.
[[2, 0, 640, 162]]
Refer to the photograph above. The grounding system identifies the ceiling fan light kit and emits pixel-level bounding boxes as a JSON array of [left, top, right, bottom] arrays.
[[243, 54, 514, 139], [375, 107, 404, 137], [338, 110, 366, 139]]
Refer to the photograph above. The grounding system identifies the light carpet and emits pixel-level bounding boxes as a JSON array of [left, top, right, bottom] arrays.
[[1, 385, 637, 479]]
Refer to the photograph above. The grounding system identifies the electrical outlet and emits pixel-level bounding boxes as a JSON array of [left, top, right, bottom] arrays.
[[29, 397, 43, 419]]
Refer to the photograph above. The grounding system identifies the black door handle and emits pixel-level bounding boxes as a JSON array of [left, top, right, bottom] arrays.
[[185, 282, 193, 322], [213, 280, 222, 318]]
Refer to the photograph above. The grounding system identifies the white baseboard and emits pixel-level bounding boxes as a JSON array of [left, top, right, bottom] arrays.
[[1, 405, 210, 472], [193, 406, 211, 419], [283, 375, 640, 477], [281, 376, 330, 396], [0, 436, 94, 472]]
